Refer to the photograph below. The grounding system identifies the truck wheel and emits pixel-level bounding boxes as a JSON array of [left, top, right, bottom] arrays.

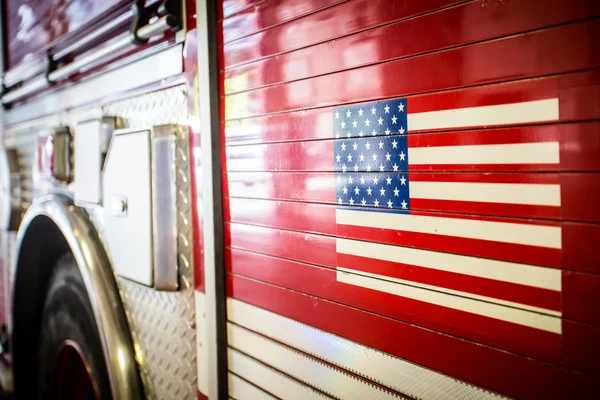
[[36, 254, 112, 399]]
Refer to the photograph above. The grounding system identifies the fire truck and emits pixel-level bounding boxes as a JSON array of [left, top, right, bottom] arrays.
[[0, 0, 599, 398]]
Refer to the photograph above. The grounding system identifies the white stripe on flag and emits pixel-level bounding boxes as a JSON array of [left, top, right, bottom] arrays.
[[336, 268, 562, 333], [407, 98, 559, 130], [409, 181, 561, 206], [336, 209, 562, 249], [336, 238, 561, 291], [408, 142, 560, 165]]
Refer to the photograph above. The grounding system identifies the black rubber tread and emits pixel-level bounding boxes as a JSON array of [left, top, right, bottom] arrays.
[[36, 253, 112, 400]]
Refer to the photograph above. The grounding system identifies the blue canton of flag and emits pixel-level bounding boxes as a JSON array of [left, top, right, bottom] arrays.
[[334, 98, 410, 212]]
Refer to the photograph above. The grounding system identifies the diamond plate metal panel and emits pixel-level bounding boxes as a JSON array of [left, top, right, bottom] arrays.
[[119, 279, 197, 400], [3, 85, 197, 399], [106, 87, 197, 400]]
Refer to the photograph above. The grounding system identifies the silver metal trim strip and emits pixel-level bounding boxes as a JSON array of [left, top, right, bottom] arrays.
[[196, 0, 228, 398], [14, 195, 143, 399], [151, 125, 179, 291], [3, 44, 183, 127], [53, 11, 133, 61], [1, 15, 174, 106]]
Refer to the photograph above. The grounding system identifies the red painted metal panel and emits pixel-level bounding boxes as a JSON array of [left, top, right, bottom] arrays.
[[225, 71, 600, 149], [223, 0, 600, 93], [2, 0, 125, 69], [227, 274, 600, 399], [227, 248, 600, 376], [221, 0, 345, 43], [224, 70, 600, 144], [222, 0, 463, 67], [563, 272, 600, 326], [226, 221, 600, 327], [225, 128, 600, 172], [226, 198, 600, 274], [559, 70, 600, 121], [224, 19, 600, 119], [218, 0, 600, 396], [222, 0, 265, 19], [225, 170, 600, 222]]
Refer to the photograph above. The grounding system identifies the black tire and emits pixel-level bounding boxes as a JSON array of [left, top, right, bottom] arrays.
[[36, 254, 112, 400]]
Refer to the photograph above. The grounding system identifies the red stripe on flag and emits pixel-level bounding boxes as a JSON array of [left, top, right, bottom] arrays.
[[336, 252, 562, 312], [227, 273, 600, 399]]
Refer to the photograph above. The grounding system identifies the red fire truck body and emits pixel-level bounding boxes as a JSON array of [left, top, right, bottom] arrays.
[[0, 0, 599, 399]]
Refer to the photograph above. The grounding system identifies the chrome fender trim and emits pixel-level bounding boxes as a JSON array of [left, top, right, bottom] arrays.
[[14, 195, 143, 399]]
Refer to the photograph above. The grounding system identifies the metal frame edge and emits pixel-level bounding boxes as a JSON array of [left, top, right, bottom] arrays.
[[196, 0, 228, 398]]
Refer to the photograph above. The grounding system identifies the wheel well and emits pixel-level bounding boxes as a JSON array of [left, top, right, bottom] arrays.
[[12, 215, 71, 398]]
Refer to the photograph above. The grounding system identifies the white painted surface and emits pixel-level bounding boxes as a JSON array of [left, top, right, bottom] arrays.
[[228, 349, 328, 400], [74, 120, 102, 205], [103, 129, 153, 286], [229, 373, 277, 400]]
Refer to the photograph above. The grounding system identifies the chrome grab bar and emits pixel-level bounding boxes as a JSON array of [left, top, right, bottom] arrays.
[[1, 15, 175, 106]]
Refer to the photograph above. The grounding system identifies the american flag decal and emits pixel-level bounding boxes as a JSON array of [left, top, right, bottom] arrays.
[[333, 96, 563, 343], [334, 98, 411, 211]]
